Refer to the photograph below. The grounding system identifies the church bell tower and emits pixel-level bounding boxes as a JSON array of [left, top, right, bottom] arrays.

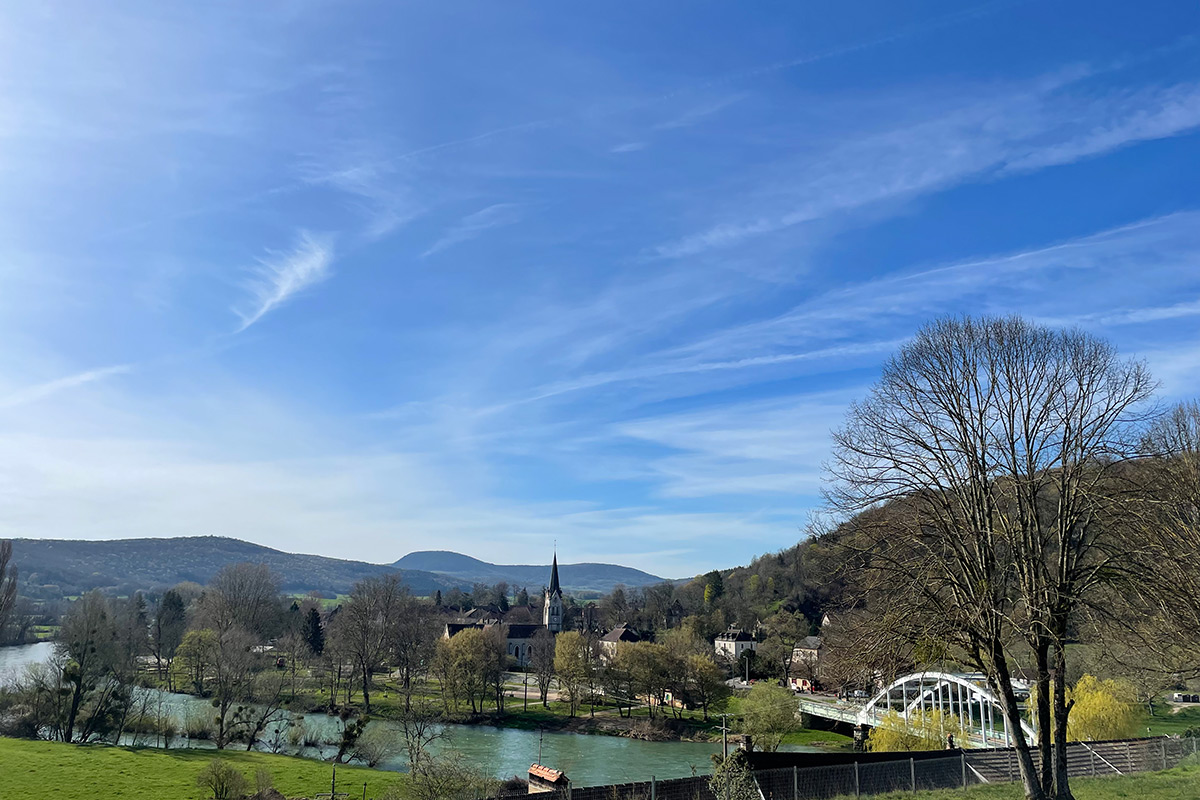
[[543, 551, 563, 633]]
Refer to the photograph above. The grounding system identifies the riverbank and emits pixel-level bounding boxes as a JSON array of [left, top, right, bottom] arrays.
[[0, 736, 399, 800], [236, 677, 854, 747]]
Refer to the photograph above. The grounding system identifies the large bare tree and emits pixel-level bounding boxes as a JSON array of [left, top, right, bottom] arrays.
[[828, 316, 1153, 800], [1115, 401, 1200, 677], [200, 563, 281, 639], [342, 574, 404, 713], [0, 540, 17, 643]]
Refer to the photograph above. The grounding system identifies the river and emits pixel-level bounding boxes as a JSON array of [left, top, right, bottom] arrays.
[[0, 642, 815, 785]]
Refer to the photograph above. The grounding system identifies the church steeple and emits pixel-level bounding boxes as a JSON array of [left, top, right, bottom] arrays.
[[548, 551, 561, 596], [543, 549, 563, 633]]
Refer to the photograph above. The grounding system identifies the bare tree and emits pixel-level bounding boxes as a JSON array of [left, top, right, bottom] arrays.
[[828, 316, 1153, 800], [201, 563, 281, 639], [529, 629, 556, 708], [58, 591, 123, 742], [342, 575, 404, 713], [1118, 401, 1200, 676], [395, 697, 450, 772], [0, 540, 17, 643], [390, 594, 436, 710]]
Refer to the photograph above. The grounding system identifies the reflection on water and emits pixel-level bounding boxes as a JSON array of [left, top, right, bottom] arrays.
[[0, 642, 818, 785], [0, 641, 56, 682]]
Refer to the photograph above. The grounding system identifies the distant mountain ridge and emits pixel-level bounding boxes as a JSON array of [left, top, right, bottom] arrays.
[[393, 550, 665, 594], [11, 536, 460, 598], [9, 537, 664, 599]]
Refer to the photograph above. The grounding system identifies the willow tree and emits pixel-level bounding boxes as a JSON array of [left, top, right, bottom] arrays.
[[828, 316, 1153, 800]]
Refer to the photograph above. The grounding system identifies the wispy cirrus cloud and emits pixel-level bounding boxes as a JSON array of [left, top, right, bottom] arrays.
[[234, 231, 335, 333], [422, 203, 522, 257], [652, 75, 1200, 260], [0, 364, 133, 410]]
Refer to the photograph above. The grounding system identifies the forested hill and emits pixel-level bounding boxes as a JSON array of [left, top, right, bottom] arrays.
[[10, 536, 462, 599], [393, 550, 666, 594], [9, 537, 669, 600]]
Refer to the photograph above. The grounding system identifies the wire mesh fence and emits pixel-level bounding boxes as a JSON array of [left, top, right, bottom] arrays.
[[476, 736, 1198, 800]]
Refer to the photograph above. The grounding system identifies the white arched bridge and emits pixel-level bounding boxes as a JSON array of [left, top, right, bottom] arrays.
[[798, 671, 1036, 748]]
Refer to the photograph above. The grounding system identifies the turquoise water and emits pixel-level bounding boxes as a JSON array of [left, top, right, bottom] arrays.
[[0, 642, 817, 784]]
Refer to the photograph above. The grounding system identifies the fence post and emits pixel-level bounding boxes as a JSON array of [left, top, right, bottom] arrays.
[[854, 761, 861, 798], [1162, 739, 1168, 771], [793, 765, 798, 800], [651, 776, 656, 800], [910, 757, 915, 793], [961, 752, 967, 788]]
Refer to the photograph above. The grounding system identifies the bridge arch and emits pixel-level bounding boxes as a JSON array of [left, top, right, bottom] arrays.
[[858, 671, 1035, 747]]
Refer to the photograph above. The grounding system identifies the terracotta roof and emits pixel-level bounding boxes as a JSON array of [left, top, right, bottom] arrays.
[[529, 764, 567, 783]]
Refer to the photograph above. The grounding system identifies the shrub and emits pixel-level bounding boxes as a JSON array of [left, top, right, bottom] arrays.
[[708, 751, 759, 800], [184, 708, 215, 740], [195, 759, 249, 800]]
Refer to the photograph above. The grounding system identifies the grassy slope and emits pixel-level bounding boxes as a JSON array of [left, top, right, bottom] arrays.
[[1144, 706, 1200, 737], [833, 762, 1200, 799], [0, 737, 401, 800]]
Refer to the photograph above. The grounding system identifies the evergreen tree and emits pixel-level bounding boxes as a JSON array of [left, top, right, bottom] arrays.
[[432, 589, 442, 608], [302, 606, 325, 655]]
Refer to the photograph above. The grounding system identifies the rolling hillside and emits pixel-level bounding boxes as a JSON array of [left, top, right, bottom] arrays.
[[393, 550, 665, 593], [9, 537, 665, 599], [10, 536, 459, 598]]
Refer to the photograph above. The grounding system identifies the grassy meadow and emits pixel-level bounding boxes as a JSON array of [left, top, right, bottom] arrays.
[[0, 737, 401, 800]]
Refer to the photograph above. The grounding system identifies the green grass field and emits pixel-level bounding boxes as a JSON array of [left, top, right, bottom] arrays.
[[832, 761, 1200, 800], [0, 737, 402, 800], [1143, 705, 1200, 737]]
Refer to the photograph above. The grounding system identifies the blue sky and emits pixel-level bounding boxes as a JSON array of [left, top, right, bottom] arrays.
[[2, 1, 1200, 578]]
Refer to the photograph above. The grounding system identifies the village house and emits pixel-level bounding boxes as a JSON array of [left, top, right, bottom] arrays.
[[788, 635, 824, 691], [714, 627, 757, 663], [599, 623, 641, 660]]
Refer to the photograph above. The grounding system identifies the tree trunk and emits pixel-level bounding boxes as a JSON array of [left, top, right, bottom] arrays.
[[1052, 640, 1075, 800], [64, 679, 84, 743], [360, 661, 371, 713], [991, 648, 1046, 800], [1034, 639, 1054, 796]]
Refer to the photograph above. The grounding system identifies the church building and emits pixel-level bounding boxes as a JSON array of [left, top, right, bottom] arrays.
[[442, 550, 566, 667]]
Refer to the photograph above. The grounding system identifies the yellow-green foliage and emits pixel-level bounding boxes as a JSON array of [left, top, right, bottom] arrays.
[[1066, 675, 1140, 742], [867, 710, 971, 752], [738, 682, 799, 752], [1028, 674, 1140, 742]]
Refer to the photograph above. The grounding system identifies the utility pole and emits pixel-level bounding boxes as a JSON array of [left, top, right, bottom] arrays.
[[718, 713, 731, 760], [524, 669, 529, 711]]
